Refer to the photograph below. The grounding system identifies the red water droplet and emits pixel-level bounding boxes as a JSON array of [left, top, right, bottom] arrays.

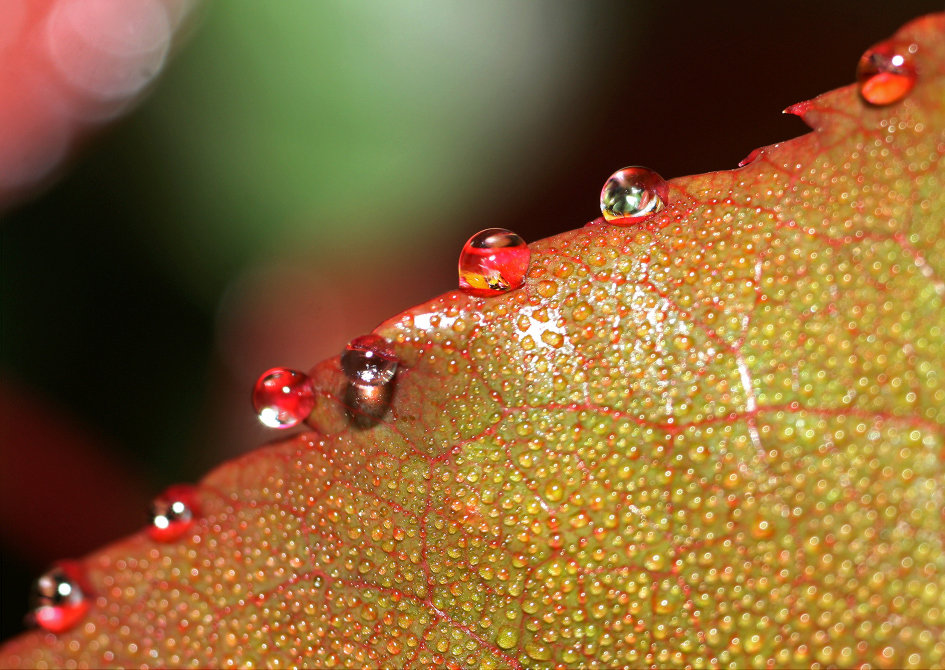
[[252, 367, 315, 428], [600, 166, 669, 224], [30, 561, 91, 633], [458, 228, 530, 297], [341, 334, 398, 386], [149, 484, 198, 542], [857, 40, 917, 106]]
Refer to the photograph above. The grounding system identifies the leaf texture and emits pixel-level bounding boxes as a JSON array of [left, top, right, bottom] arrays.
[[2, 12, 945, 669]]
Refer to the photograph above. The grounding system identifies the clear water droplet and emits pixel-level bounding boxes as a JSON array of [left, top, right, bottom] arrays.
[[149, 484, 198, 542], [458, 228, 530, 296], [251, 367, 315, 428], [600, 166, 668, 223], [30, 561, 90, 633], [857, 40, 917, 106], [341, 334, 398, 386], [495, 626, 519, 650]]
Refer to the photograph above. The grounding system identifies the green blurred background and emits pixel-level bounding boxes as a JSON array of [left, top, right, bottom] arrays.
[[1, 0, 940, 639]]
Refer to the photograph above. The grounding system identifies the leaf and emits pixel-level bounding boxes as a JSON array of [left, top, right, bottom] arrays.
[[3, 11, 945, 668]]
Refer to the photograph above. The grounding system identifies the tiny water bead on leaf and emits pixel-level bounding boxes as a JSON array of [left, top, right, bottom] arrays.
[[458, 228, 530, 296], [251, 367, 315, 428], [857, 40, 918, 105], [600, 166, 669, 223], [340, 334, 398, 386], [148, 485, 199, 543], [29, 561, 90, 634]]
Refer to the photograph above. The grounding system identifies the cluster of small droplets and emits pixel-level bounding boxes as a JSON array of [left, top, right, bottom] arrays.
[[600, 166, 669, 223], [148, 484, 199, 542], [857, 39, 918, 105], [251, 367, 315, 428], [458, 228, 531, 296], [29, 561, 90, 634]]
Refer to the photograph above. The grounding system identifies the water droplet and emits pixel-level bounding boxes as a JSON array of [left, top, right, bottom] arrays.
[[495, 627, 518, 650], [149, 484, 198, 542], [345, 379, 393, 428], [251, 367, 315, 428], [30, 561, 90, 633], [458, 228, 530, 296], [525, 642, 552, 661], [600, 166, 668, 223], [644, 552, 667, 572], [341, 334, 398, 386], [857, 41, 917, 106]]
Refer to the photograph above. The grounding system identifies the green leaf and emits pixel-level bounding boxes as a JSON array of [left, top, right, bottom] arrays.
[[3, 11, 945, 669]]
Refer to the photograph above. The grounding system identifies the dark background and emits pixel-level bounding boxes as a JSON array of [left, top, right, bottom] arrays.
[[2, 0, 940, 641]]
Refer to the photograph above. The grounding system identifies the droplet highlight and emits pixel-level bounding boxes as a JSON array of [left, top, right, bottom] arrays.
[[252, 367, 315, 428], [600, 166, 668, 223], [149, 484, 198, 542], [458, 228, 530, 296], [30, 561, 91, 633], [857, 40, 917, 106], [341, 334, 398, 386]]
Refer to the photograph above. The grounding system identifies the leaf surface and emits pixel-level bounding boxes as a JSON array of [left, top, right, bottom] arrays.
[[3, 12, 945, 669]]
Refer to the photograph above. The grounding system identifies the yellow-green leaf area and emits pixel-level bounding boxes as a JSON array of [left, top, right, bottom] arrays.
[[2, 12, 944, 670]]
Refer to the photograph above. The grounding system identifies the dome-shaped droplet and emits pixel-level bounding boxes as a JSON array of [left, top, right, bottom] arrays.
[[252, 367, 315, 428], [857, 40, 917, 106], [345, 378, 394, 428], [600, 166, 668, 223], [341, 334, 398, 386], [30, 561, 91, 634], [458, 228, 530, 297], [149, 484, 198, 542]]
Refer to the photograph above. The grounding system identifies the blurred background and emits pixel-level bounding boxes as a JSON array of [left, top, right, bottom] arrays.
[[0, 0, 940, 640]]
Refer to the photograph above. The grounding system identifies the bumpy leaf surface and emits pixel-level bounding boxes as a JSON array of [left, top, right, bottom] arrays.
[[3, 13, 945, 669]]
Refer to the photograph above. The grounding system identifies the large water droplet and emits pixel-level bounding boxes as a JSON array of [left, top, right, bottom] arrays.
[[30, 561, 90, 633], [857, 40, 917, 106], [341, 334, 398, 386], [600, 166, 669, 225], [252, 367, 315, 428], [149, 484, 198, 542], [458, 228, 530, 296], [345, 379, 393, 428], [600, 166, 668, 223]]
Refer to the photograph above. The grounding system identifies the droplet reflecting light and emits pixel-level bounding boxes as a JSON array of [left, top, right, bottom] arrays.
[[252, 367, 315, 428], [345, 380, 393, 428], [341, 335, 398, 386], [458, 228, 530, 297], [30, 561, 90, 633], [600, 166, 668, 223], [149, 484, 198, 542], [857, 40, 917, 105]]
